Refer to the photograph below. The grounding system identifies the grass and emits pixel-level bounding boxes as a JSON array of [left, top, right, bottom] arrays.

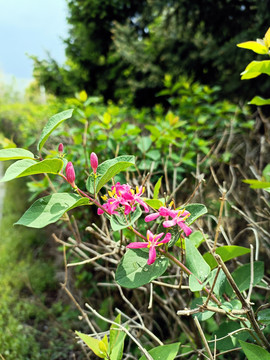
[[0, 175, 84, 360]]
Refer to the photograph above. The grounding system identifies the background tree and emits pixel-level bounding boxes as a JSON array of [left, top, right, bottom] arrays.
[[32, 0, 270, 106]]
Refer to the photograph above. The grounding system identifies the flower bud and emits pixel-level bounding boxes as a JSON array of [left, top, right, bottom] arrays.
[[58, 143, 64, 154], [90, 152, 98, 174], [65, 162, 76, 187]]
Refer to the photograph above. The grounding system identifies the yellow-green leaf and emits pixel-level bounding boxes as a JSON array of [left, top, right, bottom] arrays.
[[264, 27, 270, 48], [237, 41, 268, 55], [75, 331, 105, 358]]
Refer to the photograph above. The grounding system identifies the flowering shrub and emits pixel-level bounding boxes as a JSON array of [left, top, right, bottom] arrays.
[[0, 109, 269, 359]]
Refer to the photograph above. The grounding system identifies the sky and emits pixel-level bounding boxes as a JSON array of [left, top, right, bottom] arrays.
[[0, 0, 68, 89]]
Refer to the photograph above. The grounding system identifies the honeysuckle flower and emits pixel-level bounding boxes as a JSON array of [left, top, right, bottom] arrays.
[[90, 152, 98, 174], [58, 143, 64, 154], [97, 182, 149, 215], [65, 161, 76, 188], [126, 230, 171, 265], [145, 206, 192, 236]]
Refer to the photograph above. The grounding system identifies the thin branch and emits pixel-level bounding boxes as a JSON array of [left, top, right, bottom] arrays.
[[246, 244, 254, 304], [67, 250, 117, 267], [194, 317, 214, 360], [85, 303, 154, 360]]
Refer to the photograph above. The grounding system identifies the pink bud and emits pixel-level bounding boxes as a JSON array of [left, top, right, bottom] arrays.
[[58, 143, 64, 153], [65, 162, 76, 187], [90, 152, 98, 173]]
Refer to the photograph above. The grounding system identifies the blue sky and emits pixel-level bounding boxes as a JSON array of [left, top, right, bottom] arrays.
[[0, 0, 68, 86]]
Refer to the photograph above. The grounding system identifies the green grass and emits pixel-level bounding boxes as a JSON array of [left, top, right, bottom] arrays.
[[0, 176, 83, 359]]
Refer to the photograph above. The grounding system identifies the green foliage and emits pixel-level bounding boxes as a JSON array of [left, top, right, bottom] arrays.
[[239, 341, 270, 360], [139, 342, 180, 360], [0, 100, 64, 148], [86, 155, 135, 194], [238, 27, 270, 104], [15, 193, 90, 228], [0, 158, 64, 182], [76, 314, 127, 360], [37, 109, 74, 151], [32, 1, 270, 105], [185, 238, 210, 282], [203, 245, 251, 269], [110, 206, 142, 231], [225, 262, 264, 297], [0, 148, 35, 161], [115, 248, 169, 288], [0, 177, 81, 359]]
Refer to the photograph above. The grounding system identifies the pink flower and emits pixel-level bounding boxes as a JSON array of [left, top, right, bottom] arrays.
[[65, 162, 76, 188], [58, 143, 64, 154], [145, 206, 192, 236], [127, 230, 171, 265], [98, 182, 149, 215], [90, 152, 98, 174]]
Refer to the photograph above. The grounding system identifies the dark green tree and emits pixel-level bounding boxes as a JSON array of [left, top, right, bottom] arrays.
[[32, 0, 270, 105]]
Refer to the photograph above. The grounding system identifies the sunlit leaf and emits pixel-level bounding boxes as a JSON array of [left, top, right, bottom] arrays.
[[37, 109, 74, 151], [237, 41, 268, 55], [115, 248, 169, 288], [0, 148, 35, 161]]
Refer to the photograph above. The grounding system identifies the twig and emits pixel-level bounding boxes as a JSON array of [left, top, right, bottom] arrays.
[[61, 286, 97, 335], [204, 266, 221, 307], [167, 178, 187, 203], [183, 177, 205, 206], [85, 303, 154, 360], [194, 316, 214, 360], [148, 283, 153, 309], [152, 280, 189, 289], [213, 254, 270, 350], [67, 250, 117, 267], [246, 244, 254, 304], [213, 191, 226, 252], [232, 227, 260, 260]]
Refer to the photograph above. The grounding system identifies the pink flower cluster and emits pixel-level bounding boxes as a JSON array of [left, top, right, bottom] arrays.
[[145, 206, 192, 236], [97, 182, 149, 216], [127, 230, 171, 265]]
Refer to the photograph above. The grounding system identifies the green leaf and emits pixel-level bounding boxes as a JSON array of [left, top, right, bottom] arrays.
[[185, 238, 210, 282], [86, 155, 135, 194], [139, 343, 180, 360], [0, 148, 35, 161], [207, 268, 227, 297], [243, 179, 270, 189], [263, 164, 270, 181], [137, 136, 152, 153], [109, 315, 127, 360], [257, 309, 270, 325], [203, 246, 250, 269], [75, 331, 105, 358], [190, 297, 215, 321], [239, 341, 270, 360], [189, 274, 205, 291], [225, 261, 264, 297], [241, 60, 270, 80], [188, 231, 205, 248], [15, 193, 89, 228], [183, 203, 208, 226], [144, 199, 164, 209], [110, 206, 142, 231], [211, 322, 249, 351], [99, 335, 109, 355], [167, 226, 181, 247], [153, 176, 163, 199], [237, 41, 269, 55], [115, 248, 169, 289], [37, 109, 74, 151], [249, 96, 270, 106], [0, 159, 63, 182]]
